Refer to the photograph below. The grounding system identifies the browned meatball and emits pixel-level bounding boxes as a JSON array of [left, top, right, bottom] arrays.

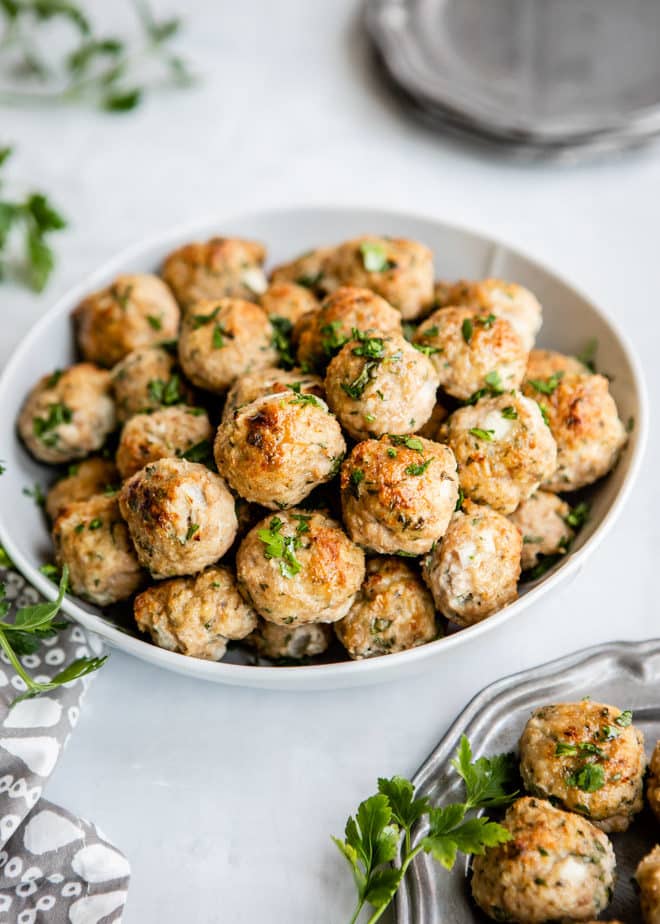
[[260, 282, 319, 326], [323, 236, 434, 319], [133, 565, 257, 660], [52, 494, 143, 605], [247, 619, 333, 660], [116, 406, 213, 479], [433, 278, 542, 350], [221, 367, 324, 423], [18, 364, 116, 464], [509, 491, 574, 571], [161, 236, 267, 307], [295, 286, 402, 372], [335, 558, 437, 659], [118, 458, 237, 579], [646, 740, 660, 822], [637, 845, 660, 924], [340, 435, 458, 555], [526, 348, 591, 381], [73, 274, 180, 367], [214, 392, 345, 509], [110, 347, 194, 423], [269, 245, 335, 295], [178, 298, 278, 393], [236, 509, 365, 626], [46, 457, 119, 521]]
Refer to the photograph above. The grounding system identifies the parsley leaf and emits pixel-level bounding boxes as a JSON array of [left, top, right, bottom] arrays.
[[528, 371, 564, 395], [257, 517, 303, 579], [566, 763, 605, 792], [388, 435, 423, 452], [501, 405, 517, 419], [421, 805, 510, 870], [360, 241, 393, 273], [577, 338, 598, 372], [451, 735, 519, 810], [469, 427, 495, 442], [405, 458, 433, 477], [271, 315, 295, 369], [615, 710, 633, 727], [287, 382, 320, 408], [350, 468, 365, 498], [461, 318, 473, 344], [565, 501, 589, 530]]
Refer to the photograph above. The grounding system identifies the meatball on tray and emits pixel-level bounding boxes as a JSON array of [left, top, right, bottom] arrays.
[[396, 638, 660, 924], [0, 208, 646, 690]]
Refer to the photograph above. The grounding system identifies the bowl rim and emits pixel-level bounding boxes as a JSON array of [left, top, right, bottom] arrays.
[[0, 203, 649, 687]]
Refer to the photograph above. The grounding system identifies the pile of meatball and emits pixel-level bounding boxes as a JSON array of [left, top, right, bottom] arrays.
[[16, 232, 628, 665], [471, 700, 660, 924]]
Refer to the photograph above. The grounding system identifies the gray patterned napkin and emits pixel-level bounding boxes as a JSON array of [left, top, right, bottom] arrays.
[[0, 565, 130, 922]]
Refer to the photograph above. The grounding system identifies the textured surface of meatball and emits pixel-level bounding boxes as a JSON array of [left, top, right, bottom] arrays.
[[325, 333, 438, 441], [526, 348, 591, 381], [221, 368, 324, 422], [269, 246, 335, 295], [161, 236, 267, 307], [519, 701, 645, 832], [260, 282, 319, 326], [236, 509, 365, 626], [52, 494, 143, 605], [510, 490, 574, 571], [247, 619, 333, 660], [413, 305, 528, 401], [133, 565, 256, 660], [340, 435, 458, 555], [471, 796, 616, 924], [415, 400, 449, 441], [324, 236, 434, 319], [423, 500, 521, 626], [215, 392, 345, 509], [637, 845, 660, 924], [46, 457, 118, 521], [178, 297, 277, 393], [295, 286, 402, 372], [445, 392, 557, 515], [116, 406, 212, 479], [73, 274, 180, 367], [523, 370, 627, 492], [647, 740, 660, 822], [18, 364, 116, 464], [118, 458, 237, 578], [433, 278, 542, 350], [335, 557, 437, 659], [110, 346, 193, 423]]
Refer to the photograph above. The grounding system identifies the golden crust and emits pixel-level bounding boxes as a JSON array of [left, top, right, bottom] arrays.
[[509, 490, 574, 571], [433, 278, 542, 350], [46, 457, 118, 522], [161, 236, 267, 307], [636, 845, 660, 924], [116, 406, 212, 479], [260, 282, 319, 326]]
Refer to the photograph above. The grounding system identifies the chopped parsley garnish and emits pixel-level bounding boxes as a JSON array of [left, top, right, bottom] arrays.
[[147, 374, 184, 406], [413, 342, 439, 356], [469, 428, 494, 442], [501, 406, 518, 420], [405, 458, 433, 477], [341, 341, 383, 400], [576, 338, 598, 372], [351, 329, 386, 360], [461, 318, 473, 344], [146, 314, 162, 331], [615, 710, 633, 727], [349, 469, 365, 498], [185, 523, 200, 541], [565, 501, 589, 530], [388, 435, 424, 452], [555, 741, 606, 759], [212, 323, 226, 348], [476, 313, 497, 328], [287, 382, 320, 408], [387, 448, 397, 458], [295, 271, 323, 289], [257, 516, 303, 579], [320, 320, 350, 357], [455, 487, 465, 511], [528, 371, 564, 395], [88, 518, 103, 530], [23, 483, 45, 507], [538, 403, 551, 427], [484, 370, 503, 393], [360, 241, 394, 273], [33, 402, 73, 446], [192, 305, 221, 328], [179, 439, 213, 465], [271, 315, 295, 369], [566, 763, 605, 793], [46, 369, 63, 388]]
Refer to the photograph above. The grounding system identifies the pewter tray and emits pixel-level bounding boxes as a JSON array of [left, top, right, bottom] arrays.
[[397, 639, 660, 922]]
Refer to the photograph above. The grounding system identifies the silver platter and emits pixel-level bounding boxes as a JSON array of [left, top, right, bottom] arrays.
[[396, 639, 660, 922]]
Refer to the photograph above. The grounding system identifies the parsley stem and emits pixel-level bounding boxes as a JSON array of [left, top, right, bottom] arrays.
[[0, 629, 39, 694], [348, 899, 365, 924], [362, 845, 424, 924]]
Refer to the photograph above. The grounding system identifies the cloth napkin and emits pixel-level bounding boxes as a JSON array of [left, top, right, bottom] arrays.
[[0, 564, 130, 923]]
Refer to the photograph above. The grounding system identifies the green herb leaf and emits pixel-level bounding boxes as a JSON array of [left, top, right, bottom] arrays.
[[377, 776, 430, 832], [451, 736, 519, 810], [566, 763, 605, 792], [501, 405, 517, 419], [528, 371, 564, 395], [565, 501, 589, 530], [349, 468, 365, 498], [421, 805, 510, 869], [360, 241, 393, 273], [461, 318, 473, 344], [179, 439, 213, 466], [615, 710, 633, 727], [469, 427, 495, 442], [271, 315, 295, 369], [388, 435, 424, 452], [257, 517, 303, 579], [576, 338, 598, 373], [405, 458, 433, 477], [102, 88, 142, 111]]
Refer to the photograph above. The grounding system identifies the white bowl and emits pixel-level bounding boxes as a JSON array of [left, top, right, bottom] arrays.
[[0, 207, 647, 690]]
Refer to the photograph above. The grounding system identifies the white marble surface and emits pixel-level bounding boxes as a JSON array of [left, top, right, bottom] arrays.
[[2, 1, 659, 921]]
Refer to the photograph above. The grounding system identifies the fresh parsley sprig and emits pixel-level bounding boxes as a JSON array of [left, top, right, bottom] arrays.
[[333, 735, 517, 923], [0, 146, 66, 290], [0, 565, 107, 705], [0, 0, 194, 112]]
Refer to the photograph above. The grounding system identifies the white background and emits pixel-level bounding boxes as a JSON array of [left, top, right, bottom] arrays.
[[2, 1, 658, 921]]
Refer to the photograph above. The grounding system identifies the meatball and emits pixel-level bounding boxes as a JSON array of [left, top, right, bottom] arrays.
[[471, 796, 616, 924], [73, 274, 180, 368], [445, 392, 557, 515], [18, 364, 116, 464], [647, 740, 660, 821], [161, 236, 267, 307], [214, 391, 345, 509], [423, 500, 521, 626], [52, 494, 143, 605], [523, 370, 627, 492], [110, 347, 194, 423], [526, 348, 591, 381], [413, 306, 528, 401], [260, 282, 319, 326], [340, 435, 458, 555], [133, 565, 256, 660], [118, 457, 237, 579], [510, 491, 574, 571], [323, 236, 434, 320], [295, 286, 402, 372], [269, 245, 336, 295], [324, 333, 439, 441], [416, 399, 449, 441], [247, 619, 333, 660], [236, 509, 365, 626], [46, 457, 119, 521], [178, 297, 277, 393], [433, 278, 542, 350], [116, 406, 213, 479], [221, 367, 324, 423], [637, 846, 660, 924], [519, 701, 645, 832], [335, 557, 437, 659]]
